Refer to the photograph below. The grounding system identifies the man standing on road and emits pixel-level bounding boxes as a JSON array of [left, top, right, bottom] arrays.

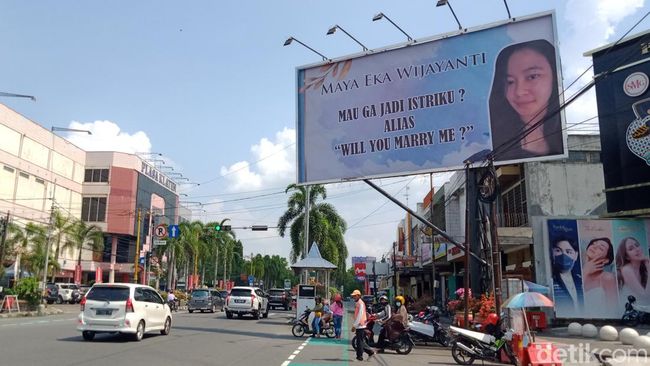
[[351, 290, 375, 361]]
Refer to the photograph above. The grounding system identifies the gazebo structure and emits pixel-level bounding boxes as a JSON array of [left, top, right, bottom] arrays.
[[291, 242, 337, 295]]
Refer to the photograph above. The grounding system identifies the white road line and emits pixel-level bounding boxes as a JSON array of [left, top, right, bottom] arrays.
[[280, 362, 290, 366], [280, 335, 310, 365], [288, 355, 296, 360], [292, 350, 300, 355], [37, 320, 48, 323], [298, 346, 304, 350]]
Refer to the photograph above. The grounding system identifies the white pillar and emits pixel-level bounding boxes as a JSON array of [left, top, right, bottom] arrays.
[[109, 236, 117, 283]]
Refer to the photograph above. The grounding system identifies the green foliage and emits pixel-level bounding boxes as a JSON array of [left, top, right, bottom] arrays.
[[15, 277, 41, 306]]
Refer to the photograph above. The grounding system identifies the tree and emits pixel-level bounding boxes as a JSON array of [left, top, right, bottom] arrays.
[[49, 209, 75, 282], [64, 220, 104, 270], [277, 184, 348, 279], [5, 222, 47, 283], [24, 238, 60, 279]]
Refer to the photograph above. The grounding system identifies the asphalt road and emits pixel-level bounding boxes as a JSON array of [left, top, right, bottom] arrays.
[[4, 303, 639, 366], [0, 304, 464, 366]]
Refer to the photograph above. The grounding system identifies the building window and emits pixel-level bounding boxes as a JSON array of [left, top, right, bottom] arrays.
[[567, 151, 601, 163], [501, 180, 528, 227], [82, 197, 107, 222], [84, 168, 109, 183]]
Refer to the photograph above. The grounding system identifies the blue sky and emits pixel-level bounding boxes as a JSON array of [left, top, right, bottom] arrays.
[[1, 1, 648, 263]]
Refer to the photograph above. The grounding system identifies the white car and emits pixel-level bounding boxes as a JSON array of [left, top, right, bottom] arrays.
[[77, 283, 172, 341], [225, 286, 269, 320]]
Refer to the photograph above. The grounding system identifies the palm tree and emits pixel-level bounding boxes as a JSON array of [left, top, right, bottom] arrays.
[[24, 238, 61, 279], [277, 184, 348, 277], [178, 221, 205, 286], [50, 209, 75, 282], [5, 222, 47, 283], [64, 220, 104, 271]]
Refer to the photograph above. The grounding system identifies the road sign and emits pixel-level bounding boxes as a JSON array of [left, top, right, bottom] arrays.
[[153, 239, 167, 246], [154, 224, 167, 238], [139, 256, 145, 265], [284, 279, 291, 289], [168, 225, 180, 238]]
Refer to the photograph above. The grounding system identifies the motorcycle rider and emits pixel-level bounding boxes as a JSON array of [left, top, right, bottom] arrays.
[[167, 291, 177, 311], [395, 296, 409, 328], [374, 295, 392, 352], [309, 296, 324, 337]]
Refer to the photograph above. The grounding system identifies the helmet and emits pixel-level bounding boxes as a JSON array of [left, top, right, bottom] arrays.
[[485, 313, 499, 326], [334, 294, 342, 302], [395, 295, 405, 305], [379, 295, 388, 303], [351, 289, 362, 297], [315, 296, 322, 302]]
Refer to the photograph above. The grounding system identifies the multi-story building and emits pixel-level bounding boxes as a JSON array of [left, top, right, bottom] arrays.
[[0, 103, 184, 285], [399, 134, 604, 303]]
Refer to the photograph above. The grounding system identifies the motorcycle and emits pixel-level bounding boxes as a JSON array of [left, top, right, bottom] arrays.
[[291, 308, 335, 338], [351, 314, 414, 355], [408, 309, 450, 347], [168, 299, 179, 312], [449, 325, 517, 365], [621, 295, 650, 326]]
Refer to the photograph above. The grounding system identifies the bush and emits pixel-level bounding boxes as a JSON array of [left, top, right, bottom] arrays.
[[15, 277, 41, 308]]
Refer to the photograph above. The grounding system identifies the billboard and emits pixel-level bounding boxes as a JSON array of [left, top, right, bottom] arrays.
[[546, 218, 650, 319], [296, 12, 566, 184], [587, 33, 650, 213]]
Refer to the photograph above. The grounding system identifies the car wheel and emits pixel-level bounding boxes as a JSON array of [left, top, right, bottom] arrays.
[[133, 320, 145, 342], [188, 309, 194, 313], [210, 305, 216, 313], [284, 305, 288, 311], [160, 317, 171, 335], [69, 299, 76, 304], [226, 311, 233, 319], [47, 300, 54, 305], [263, 306, 269, 319], [253, 309, 260, 320], [82, 331, 95, 341], [56, 296, 63, 304]]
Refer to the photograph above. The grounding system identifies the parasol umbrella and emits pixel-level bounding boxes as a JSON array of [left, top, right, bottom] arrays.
[[503, 292, 554, 342], [523, 280, 550, 294]]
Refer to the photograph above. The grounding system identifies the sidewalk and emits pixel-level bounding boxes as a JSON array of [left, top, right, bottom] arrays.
[[0, 305, 64, 318]]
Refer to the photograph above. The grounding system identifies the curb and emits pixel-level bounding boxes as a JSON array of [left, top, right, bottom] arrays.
[[0, 308, 64, 318]]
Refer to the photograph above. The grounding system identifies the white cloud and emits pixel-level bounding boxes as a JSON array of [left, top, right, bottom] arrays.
[[65, 120, 152, 153], [560, 0, 646, 128]]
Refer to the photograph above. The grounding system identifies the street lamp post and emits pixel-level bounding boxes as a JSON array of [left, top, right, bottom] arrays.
[[326, 25, 369, 51], [436, 0, 463, 30], [283, 37, 329, 61], [372, 13, 413, 42]]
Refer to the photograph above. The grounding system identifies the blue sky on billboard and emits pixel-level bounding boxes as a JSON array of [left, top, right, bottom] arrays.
[[0, 0, 647, 263]]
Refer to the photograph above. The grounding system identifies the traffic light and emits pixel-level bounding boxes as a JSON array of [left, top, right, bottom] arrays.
[[214, 224, 231, 232]]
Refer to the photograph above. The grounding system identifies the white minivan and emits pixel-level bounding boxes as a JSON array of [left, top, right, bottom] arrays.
[[77, 283, 172, 341]]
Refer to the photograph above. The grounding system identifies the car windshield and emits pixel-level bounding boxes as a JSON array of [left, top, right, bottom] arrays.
[[192, 290, 209, 298], [86, 286, 130, 301], [269, 290, 285, 296], [230, 288, 251, 297], [68, 285, 79, 290]]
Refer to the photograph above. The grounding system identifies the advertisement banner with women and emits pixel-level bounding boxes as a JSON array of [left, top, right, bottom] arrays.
[[546, 218, 650, 319], [296, 12, 566, 185]]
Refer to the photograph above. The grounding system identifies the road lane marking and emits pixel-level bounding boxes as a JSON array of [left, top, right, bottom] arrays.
[[288, 355, 296, 360], [298, 346, 304, 350], [292, 350, 300, 355], [280, 336, 310, 365], [281, 362, 290, 366]]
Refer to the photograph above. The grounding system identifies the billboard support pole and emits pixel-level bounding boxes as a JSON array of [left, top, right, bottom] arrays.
[[429, 173, 437, 303], [363, 179, 486, 265]]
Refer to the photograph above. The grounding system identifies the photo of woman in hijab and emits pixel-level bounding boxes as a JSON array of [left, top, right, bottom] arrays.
[[551, 237, 583, 316], [489, 39, 564, 161], [616, 236, 650, 304]]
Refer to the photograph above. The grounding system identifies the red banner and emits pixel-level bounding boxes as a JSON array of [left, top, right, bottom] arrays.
[[95, 267, 103, 284], [354, 263, 366, 281], [74, 264, 82, 285]]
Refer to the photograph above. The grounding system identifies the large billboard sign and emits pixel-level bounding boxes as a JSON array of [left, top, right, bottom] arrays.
[[545, 218, 650, 319], [296, 12, 566, 184], [587, 32, 650, 213]]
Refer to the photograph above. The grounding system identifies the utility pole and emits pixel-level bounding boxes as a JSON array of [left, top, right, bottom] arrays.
[[463, 164, 471, 329], [303, 185, 311, 284], [42, 197, 55, 305], [134, 208, 142, 283], [392, 241, 397, 298], [429, 173, 437, 303], [213, 238, 219, 287]]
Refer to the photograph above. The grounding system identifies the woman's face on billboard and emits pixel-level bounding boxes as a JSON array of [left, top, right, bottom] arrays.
[[587, 240, 609, 261], [625, 238, 644, 261], [505, 48, 553, 124]]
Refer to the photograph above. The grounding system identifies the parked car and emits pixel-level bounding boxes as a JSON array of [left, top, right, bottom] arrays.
[[79, 285, 91, 297], [187, 288, 223, 313], [45, 284, 59, 304], [267, 288, 292, 310], [51, 283, 81, 304], [224, 286, 269, 320], [77, 283, 172, 342]]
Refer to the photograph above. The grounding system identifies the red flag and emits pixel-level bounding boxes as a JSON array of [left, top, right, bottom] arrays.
[[74, 264, 82, 285], [95, 267, 103, 284]]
